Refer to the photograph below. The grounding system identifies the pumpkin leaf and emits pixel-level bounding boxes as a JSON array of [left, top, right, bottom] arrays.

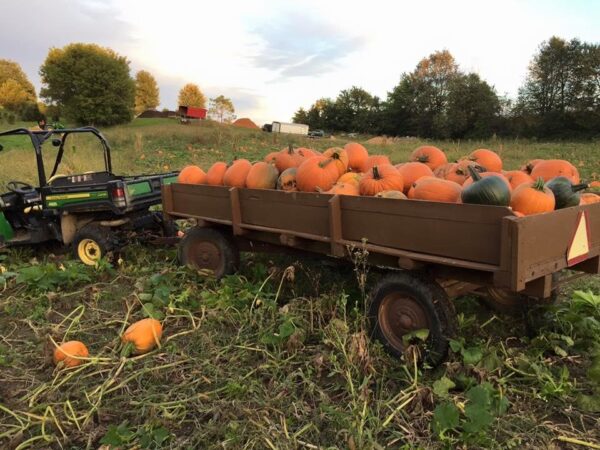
[[433, 376, 456, 398], [142, 302, 164, 320], [100, 421, 134, 447], [462, 346, 483, 365], [432, 402, 460, 436]]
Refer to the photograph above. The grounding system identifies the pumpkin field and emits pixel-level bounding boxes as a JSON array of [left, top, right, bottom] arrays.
[[1, 118, 600, 449]]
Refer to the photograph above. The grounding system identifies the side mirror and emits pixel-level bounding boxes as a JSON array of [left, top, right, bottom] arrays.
[[52, 138, 61, 147]]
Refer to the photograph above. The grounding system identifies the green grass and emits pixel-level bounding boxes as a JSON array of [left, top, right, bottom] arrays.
[[1, 119, 600, 449]]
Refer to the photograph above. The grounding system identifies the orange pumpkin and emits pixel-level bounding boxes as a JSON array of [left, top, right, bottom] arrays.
[[296, 156, 340, 192], [246, 162, 279, 189], [467, 149, 502, 172], [590, 181, 600, 189], [510, 178, 555, 215], [122, 318, 163, 354], [337, 172, 362, 186], [520, 159, 544, 174], [581, 193, 600, 205], [365, 155, 392, 171], [359, 164, 404, 196], [396, 162, 434, 193], [512, 210, 525, 217], [326, 182, 360, 196], [530, 160, 580, 184], [410, 146, 447, 170], [264, 151, 279, 164], [277, 168, 298, 191], [223, 159, 252, 188], [462, 172, 512, 192], [436, 160, 484, 185], [53, 340, 89, 368], [344, 142, 369, 172], [504, 170, 533, 190], [273, 145, 305, 172], [323, 147, 349, 177], [376, 190, 407, 199], [411, 177, 462, 203], [297, 147, 320, 159], [178, 165, 206, 184], [205, 162, 228, 186]]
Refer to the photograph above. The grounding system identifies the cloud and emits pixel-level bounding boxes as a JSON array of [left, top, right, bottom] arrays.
[[249, 13, 365, 79]]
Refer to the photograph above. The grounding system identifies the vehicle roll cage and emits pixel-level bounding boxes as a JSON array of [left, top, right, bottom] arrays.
[[0, 127, 112, 186]]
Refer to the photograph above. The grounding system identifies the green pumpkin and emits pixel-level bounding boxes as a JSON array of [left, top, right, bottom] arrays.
[[546, 177, 588, 209], [461, 166, 511, 206]]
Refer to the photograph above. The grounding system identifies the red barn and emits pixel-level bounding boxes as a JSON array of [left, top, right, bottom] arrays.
[[178, 105, 207, 120]]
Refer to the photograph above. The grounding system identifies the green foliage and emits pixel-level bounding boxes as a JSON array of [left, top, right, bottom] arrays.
[[16, 261, 92, 293], [135, 70, 160, 115], [208, 95, 235, 123], [39, 43, 135, 126], [100, 421, 170, 449]]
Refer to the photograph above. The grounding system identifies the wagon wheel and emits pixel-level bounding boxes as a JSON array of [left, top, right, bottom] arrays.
[[483, 273, 559, 315], [178, 227, 239, 278], [368, 272, 457, 367]]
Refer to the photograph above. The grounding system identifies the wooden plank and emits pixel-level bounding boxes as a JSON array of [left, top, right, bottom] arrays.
[[161, 184, 173, 218], [329, 195, 345, 257], [229, 187, 244, 236]]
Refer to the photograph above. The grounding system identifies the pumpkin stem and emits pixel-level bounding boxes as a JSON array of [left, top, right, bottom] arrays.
[[288, 144, 294, 154], [572, 183, 589, 193], [467, 165, 482, 182], [532, 177, 546, 191], [417, 155, 429, 163], [373, 165, 381, 180]]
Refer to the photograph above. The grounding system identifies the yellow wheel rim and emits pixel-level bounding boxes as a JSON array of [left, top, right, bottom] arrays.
[[77, 239, 101, 265]]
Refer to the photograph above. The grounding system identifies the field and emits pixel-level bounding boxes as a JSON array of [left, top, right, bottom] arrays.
[[1, 119, 600, 449]]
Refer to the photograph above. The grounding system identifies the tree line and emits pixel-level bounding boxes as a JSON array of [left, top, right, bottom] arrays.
[[0, 43, 235, 126], [293, 37, 600, 139]]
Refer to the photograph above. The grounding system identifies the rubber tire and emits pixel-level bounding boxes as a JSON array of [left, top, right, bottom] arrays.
[[178, 227, 239, 278], [368, 272, 456, 367], [151, 212, 178, 237], [483, 272, 560, 315], [72, 224, 116, 265]]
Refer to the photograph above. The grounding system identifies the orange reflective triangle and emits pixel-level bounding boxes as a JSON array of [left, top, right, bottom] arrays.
[[567, 211, 590, 266]]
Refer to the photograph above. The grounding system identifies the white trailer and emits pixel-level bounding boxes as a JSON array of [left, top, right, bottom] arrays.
[[271, 122, 309, 135]]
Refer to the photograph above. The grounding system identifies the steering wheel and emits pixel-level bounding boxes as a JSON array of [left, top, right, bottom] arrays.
[[7, 181, 36, 195]]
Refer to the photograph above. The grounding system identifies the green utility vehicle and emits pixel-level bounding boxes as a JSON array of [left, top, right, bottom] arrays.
[[0, 127, 178, 265]]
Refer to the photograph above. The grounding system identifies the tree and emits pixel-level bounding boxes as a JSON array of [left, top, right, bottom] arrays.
[[178, 83, 206, 108], [208, 95, 235, 123], [292, 107, 309, 124], [39, 43, 135, 126], [0, 59, 36, 114], [134, 70, 160, 115]]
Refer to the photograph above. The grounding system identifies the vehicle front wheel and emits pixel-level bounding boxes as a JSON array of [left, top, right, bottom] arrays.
[[368, 272, 456, 366], [72, 224, 116, 266]]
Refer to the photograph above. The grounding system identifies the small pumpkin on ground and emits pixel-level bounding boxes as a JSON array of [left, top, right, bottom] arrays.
[[178, 165, 206, 184], [410, 146, 447, 170], [461, 166, 511, 206], [223, 159, 252, 188], [344, 142, 369, 172], [411, 177, 462, 203], [581, 193, 600, 205], [277, 168, 298, 191], [205, 162, 228, 186], [323, 147, 349, 177], [375, 190, 407, 199], [546, 177, 588, 209], [396, 162, 434, 193], [510, 178, 555, 215], [504, 170, 533, 190], [530, 159, 580, 184], [466, 149, 503, 172], [122, 318, 163, 354], [53, 340, 89, 368], [246, 161, 279, 189], [296, 156, 340, 192], [359, 164, 404, 196]]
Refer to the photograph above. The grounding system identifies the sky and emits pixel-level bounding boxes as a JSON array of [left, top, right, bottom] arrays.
[[1, 0, 599, 126]]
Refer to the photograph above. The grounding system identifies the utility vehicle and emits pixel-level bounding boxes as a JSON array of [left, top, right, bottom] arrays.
[[0, 127, 178, 265]]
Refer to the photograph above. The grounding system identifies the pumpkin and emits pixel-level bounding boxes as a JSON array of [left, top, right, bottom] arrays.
[[264, 151, 279, 164], [273, 145, 304, 172], [359, 164, 405, 196], [246, 162, 279, 190], [436, 160, 484, 185], [223, 159, 252, 188], [510, 178, 555, 215], [344, 142, 369, 172], [461, 166, 511, 206], [410, 146, 447, 170], [297, 147, 320, 159], [411, 177, 462, 203], [546, 177, 588, 209], [323, 147, 349, 177], [520, 159, 544, 174], [326, 182, 360, 196], [122, 318, 163, 354], [530, 159, 580, 184], [53, 340, 89, 368], [581, 193, 600, 205], [467, 149, 502, 172], [375, 190, 407, 199], [462, 172, 512, 192], [337, 172, 362, 186], [504, 170, 533, 190], [296, 156, 340, 192], [512, 210, 525, 217], [205, 162, 228, 186], [365, 155, 391, 171], [277, 168, 298, 191], [396, 162, 434, 193], [178, 165, 206, 184], [590, 181, 600, 189]]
